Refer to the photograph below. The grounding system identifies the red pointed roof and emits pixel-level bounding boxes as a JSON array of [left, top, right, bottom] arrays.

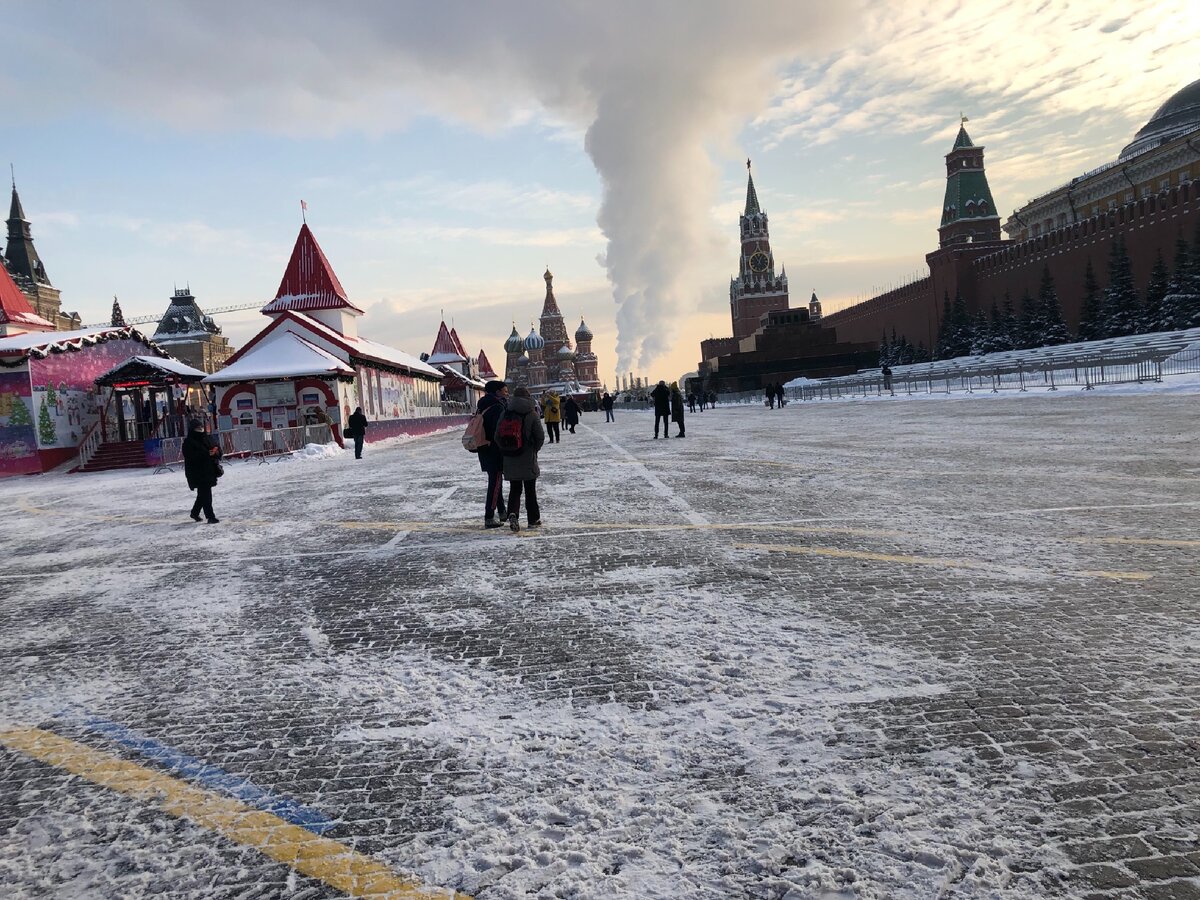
[[260, 224, 363, 315], [427, 320, 466, 364], [0, 264, 55, 331], [477, 348, 497, 379], [449, 326, 468, 358]]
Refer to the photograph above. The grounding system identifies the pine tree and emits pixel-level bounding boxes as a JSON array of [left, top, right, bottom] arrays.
[[1103, 235, 1141, 338], [981, 300, 1012, 353], [44, 383, 58, 409], [998, 293, 1020, 350], [896, 335, 914, 365], [913, 341, 931, 363], [7, 396, 33, 427], [1141, 250, 1170, 333], [1017, 289, 1039, 349], [969, 308, 991, 355], [1077, 258, 1105, 341], [950, 294, 973, 358], [1037, 266, 1072, 346], [935, 293, 955, 359], [879, 330, 892, 367], [37, 399, 57, 445], [1160, 230, 1194, 329]]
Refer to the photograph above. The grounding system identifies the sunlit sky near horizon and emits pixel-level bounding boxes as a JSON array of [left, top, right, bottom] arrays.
[[3, 1, 1197, 384]]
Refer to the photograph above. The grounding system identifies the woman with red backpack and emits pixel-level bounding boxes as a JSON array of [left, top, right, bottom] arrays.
[[495, 386, 545, 532]]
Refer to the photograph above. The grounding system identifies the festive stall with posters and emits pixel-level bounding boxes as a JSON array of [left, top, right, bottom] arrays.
[[0, 326, 175, 476]]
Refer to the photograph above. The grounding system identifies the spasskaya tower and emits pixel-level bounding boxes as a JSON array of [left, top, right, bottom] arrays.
[[730, 159, 789, 340]]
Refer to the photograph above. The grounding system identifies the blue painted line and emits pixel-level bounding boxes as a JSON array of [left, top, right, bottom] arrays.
[[66, 714, 337, 835]]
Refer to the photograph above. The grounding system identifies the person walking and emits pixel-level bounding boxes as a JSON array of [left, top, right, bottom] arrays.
[[476, 380, 509, 528], [183, 418, 222, 524], [687, 391, 697, 413], [708, 390, 717, 408], [346, 406, 368, 458], [564, 396, 580, 434], [881, 365, 893, 393], [698, 390, 707, 412], [670, 383, 686, 438], [601, 391, 615, 423], [501, 386, 546, 532], [651, 380, 671, 439], [543, 391, 562, 443]]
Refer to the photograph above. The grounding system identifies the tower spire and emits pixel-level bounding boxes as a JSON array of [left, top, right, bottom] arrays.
[[744, 158, 761, 216]]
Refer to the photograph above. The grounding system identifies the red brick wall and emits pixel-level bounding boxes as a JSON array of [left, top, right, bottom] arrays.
[[821, 182, 1199, 346]]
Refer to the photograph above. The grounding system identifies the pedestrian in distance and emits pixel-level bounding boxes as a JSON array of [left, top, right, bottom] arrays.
[[698, 391, 707, 412], [543, 390, 562, 443], [767, 385, 776, 409], [882, 364, 893, 393], [564, 395, 580, 434], [346, 406, 368, 459], [670, 382, 686, 438], [497, 386, 546, 532], [601, 391, 615, 423], [475, 380, 510, 528], [183, 418, 223, 524], [651, 380, 671, 438], [708, 390, 718, 408], [687, 391, 696, 413]]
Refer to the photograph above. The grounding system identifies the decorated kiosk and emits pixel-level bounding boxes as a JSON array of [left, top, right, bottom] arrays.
[[204, 224, 448, 446]]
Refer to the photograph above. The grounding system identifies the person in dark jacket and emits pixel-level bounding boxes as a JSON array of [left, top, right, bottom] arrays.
[[563, 396, 580, 434], [670, 383, 686, 438], [346, 406, 368, 458], [182, 418, 222, 523], [650, 380, 671, 438], [477, 380, 509, 528], [502, 386, 546, 532], [601, 392, 615, 423]]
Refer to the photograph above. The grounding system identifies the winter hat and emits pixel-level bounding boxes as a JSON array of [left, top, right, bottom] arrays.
[[484, 380, 507, 394], [188, 418, 204, 431], [513, 386, 531, 399]]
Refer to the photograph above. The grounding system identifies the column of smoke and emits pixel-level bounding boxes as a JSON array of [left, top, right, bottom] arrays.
[[21, 1, 860, 371]]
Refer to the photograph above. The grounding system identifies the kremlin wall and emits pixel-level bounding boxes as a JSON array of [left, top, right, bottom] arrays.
[[702, 78, 1200, 387]]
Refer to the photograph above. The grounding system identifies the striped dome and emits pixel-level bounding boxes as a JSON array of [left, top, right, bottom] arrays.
[[524, 328, 545, 351], [504, 325, 524, 353], [515, 354, 530, 367], [575, 317, 593, 341]]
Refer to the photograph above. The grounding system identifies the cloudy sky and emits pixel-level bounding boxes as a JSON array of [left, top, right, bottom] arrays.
[[3, 1, 1196, 383]]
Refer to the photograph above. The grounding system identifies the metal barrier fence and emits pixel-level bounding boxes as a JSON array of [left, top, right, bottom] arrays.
[[784, 328, 1200, 402], [154, 424, 334, 472]]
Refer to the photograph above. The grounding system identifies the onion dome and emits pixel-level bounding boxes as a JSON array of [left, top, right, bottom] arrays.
[[575, 317, 593, 341], [515, 354, 530, 367], [556, 343, 576, 359], [524, 327, 545, 351], [504, 325, 524, 354]]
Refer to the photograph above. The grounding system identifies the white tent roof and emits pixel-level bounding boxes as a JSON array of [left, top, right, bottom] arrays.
[[203, 333, 354, 383], [0, 326, 146, 355], [98, 355, 207, 381]]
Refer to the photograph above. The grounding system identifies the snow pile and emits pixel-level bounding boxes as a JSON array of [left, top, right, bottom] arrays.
[[292, 442, 345, 460]]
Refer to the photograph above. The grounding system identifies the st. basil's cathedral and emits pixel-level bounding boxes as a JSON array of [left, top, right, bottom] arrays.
[[502, 269, 603, 394]]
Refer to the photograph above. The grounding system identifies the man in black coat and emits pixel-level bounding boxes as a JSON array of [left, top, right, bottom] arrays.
[[346, 406, 368, 459], [601, 392, 615, 423], [182, 418, 222, 523], [650, 380, 671, 438], [477, 381, 509, 528]]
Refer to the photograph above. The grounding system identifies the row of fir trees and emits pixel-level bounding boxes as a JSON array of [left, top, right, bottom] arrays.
[[880, 221, 1200, 366]]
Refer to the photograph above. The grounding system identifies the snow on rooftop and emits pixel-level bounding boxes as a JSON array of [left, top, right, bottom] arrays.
[[204, 332, 354, 383], [0, 326, 148, 355], [99, 355, 207, 381]]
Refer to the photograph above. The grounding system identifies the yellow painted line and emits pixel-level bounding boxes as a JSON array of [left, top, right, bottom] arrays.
[[1068, 536, 1200, 549], [736, 542, 985, 569], [1072, 570, 1154, 581], [736, 542, 1151, 582], [0, 727, 469, 900]]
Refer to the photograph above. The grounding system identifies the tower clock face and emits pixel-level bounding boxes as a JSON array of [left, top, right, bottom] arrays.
[[749, 251, 770, 273]]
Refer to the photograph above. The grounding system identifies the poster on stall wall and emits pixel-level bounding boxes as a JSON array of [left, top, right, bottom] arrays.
[[28, 338, 151, 450], [0, 371, 40, 476]]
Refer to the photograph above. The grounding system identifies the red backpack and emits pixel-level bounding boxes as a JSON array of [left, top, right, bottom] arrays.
[[494, 411, 525, 456]]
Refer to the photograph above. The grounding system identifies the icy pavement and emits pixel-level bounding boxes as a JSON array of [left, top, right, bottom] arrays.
[[1, 394, 1199, 899]]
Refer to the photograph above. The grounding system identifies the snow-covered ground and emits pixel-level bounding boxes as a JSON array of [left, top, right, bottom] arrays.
[[1, 393, 1198, 898]]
